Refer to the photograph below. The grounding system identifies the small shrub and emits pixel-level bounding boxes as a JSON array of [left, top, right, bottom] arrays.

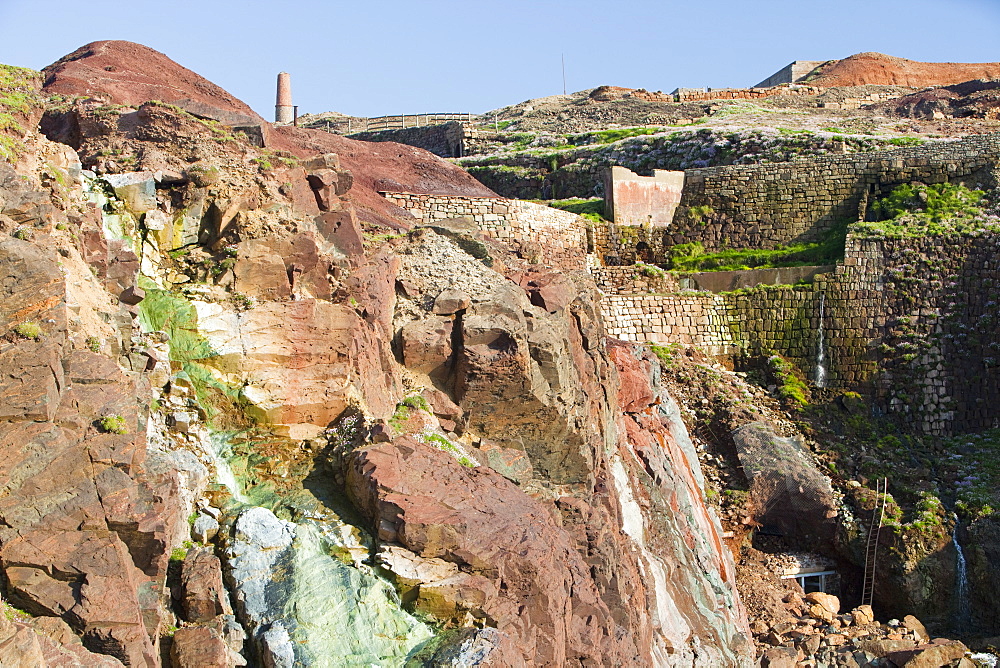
[[12, 227, 31, 240], [98, 415, 129, 434], [229, 292, 255, 311], [402, 395, 430, 412], [687, 204, 714, 224], [14, 321, 41, 339], [86, 336, 101, 352]]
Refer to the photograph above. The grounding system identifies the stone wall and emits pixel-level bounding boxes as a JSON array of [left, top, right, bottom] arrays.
[[349, 122, 467, 158], [667, 132, 1000, 251], [596, 225, 1000, 436], [603, 166, 684, 227], [675, 86, 820, 102], [590, 266, 680, 294], [381, 192, 588, 268]]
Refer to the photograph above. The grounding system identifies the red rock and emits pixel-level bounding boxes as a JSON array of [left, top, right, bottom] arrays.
[[169, 626, 231, 668], [347, 437, 644, 666], [41, 40, 495, 228], [809, 52, 1000, 88], [883, 640, 969, 667], [400, 317, 454, 375], [180, 548, 230, 623], [607, 341, 655, 412]]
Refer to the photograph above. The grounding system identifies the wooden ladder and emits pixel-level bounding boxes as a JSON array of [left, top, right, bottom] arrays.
[[862, 477, 888, 607]]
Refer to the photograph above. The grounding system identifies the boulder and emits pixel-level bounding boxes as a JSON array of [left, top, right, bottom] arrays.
[[347, 436, 639, 666], [760, 646, 800, 668], [400, 317, 454, 375], [852, 604, 875, 626], [222, 507, 295, 660], [805, 591, 841, 616], [170, 626, 239, 668], [102, 172, 156, 213], [192, 514, 220, 544], [180, 547, 231, 623], [902, 614, 930, 642], [883, 640, 969, 667], [432, 288, 471, 315]]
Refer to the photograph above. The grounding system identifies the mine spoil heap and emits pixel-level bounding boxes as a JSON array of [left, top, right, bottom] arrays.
[[1, 40, 999, 668]]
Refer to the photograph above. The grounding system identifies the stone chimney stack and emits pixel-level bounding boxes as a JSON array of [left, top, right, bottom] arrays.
[[275, 72, 293, 124]]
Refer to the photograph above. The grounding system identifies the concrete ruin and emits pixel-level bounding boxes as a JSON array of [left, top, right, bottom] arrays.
[[602, 166, 684, 227], [754, 60, 825, 88]]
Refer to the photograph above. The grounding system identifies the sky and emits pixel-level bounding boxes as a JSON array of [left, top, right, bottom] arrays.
[[1, 0, 999, 119]]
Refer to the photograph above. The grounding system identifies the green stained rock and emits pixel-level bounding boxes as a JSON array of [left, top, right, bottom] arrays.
[[287, 522, 433, 667]]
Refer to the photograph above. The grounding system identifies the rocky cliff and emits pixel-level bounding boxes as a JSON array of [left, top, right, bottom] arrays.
[[0, 42, 754, 667]]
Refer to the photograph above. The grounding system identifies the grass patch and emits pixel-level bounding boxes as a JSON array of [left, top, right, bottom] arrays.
[[542, 197, 607, 219], [13, 321, 41, 340], [767, 353, 809, 409], [569, 127, 661, 145], [857, 182, 987, 238], [649, 342, 682, 369], [0, 64, 42, 162], [420, 432, 476, 467], [666, 222, 847, 272]]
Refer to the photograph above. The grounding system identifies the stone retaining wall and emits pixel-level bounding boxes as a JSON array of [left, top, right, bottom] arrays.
[[597, 227, 1000, 436], [381, 192, 588, 268], [669, 132, 1000, 251], [590, 266, 680, 294]]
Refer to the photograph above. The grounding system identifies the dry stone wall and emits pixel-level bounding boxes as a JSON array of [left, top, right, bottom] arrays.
[[667, 132, 1000, 251], [381, 192, 589, 268], [597, 227, 1000, 436]]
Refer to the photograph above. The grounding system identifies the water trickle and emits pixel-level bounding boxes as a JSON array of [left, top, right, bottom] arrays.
[[815, 292, 828, 388], [952, 519, 971, 629], [207, 431, 247, 503]]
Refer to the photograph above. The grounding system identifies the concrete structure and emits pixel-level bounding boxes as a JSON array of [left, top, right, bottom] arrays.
[[754, 60, 825, 88], [603, 166, 684, 227], [275, 72, 293, 124]]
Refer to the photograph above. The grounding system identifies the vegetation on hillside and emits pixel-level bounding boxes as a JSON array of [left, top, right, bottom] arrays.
[[665, 222, 847, 272], [0, 64, 43, 162], [853, 182, 991, 239]]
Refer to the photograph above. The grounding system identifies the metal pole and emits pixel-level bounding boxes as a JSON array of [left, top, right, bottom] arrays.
[[562, 53, 567, 95]]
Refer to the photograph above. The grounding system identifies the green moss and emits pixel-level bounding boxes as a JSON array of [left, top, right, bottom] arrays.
[[421, 432, 475, 467], [401, 395, 430, 412], [767, 353, 809, 409], [648, 342, 682, 369], [542, 197, 607, 219], [13, 321, 41, 339], [98, 415, 129, 434], [668, 222, 846, 272]]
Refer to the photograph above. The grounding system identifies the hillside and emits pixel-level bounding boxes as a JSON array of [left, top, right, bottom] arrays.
[[40, 40, 495, 227], [1, 41, 1000, 668], [808, 52, 1000, 88]]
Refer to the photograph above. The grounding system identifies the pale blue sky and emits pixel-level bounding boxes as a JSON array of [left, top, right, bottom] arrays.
[[1, 0, 998, 118]]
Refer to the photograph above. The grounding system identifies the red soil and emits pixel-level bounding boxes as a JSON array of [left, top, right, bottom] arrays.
[[809, 52, 1000, 88], [41, 41, 495, 225]]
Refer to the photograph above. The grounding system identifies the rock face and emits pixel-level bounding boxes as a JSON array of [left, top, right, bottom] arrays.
[[0, 233, 193, 667], [0, 38, 792, 667], [344, 228, 753, 665]]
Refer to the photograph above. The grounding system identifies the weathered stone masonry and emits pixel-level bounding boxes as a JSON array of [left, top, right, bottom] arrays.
[[381, 192, 589, 268], [590, 133, 1000, 263], [667, 132, 1000, 251]]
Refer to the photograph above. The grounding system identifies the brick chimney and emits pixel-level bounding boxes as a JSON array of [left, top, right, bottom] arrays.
[[275, 72, 293, 124]]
